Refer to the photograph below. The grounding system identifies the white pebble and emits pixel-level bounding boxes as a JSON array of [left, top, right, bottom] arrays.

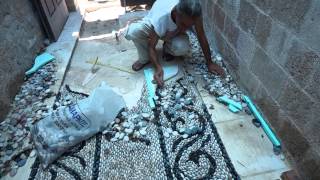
[[140, 129, 147, 136], [118, 133, 125, 139], [164, 132, 170, 138], [172, 131, 179, 136], [125, 128, 133, 134], [123, 136, 129, 141], [166, 128, 173, 134], [30, 150, 37, 158], [141, 113, 150, 118], [182, 134, 189, 139]]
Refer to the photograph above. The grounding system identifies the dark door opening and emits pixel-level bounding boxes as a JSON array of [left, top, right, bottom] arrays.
[[33, 0, 69, 42]]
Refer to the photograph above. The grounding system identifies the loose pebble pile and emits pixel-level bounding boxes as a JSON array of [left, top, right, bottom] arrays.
[[187, 33, 249, 111], [103, 111, 154, 142], [0, 63, 57, 177]]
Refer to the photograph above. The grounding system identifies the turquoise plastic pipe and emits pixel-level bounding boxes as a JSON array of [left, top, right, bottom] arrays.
[[144, 68, 156, 109], [26, 53, 55, 76], [243, 95, 281, 148]]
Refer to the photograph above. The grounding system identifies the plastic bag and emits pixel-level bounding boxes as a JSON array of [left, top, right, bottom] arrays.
[[31, 82, 125, 168]]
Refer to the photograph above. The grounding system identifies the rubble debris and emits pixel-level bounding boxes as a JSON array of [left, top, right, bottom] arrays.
[[0, 62, 57, 177], [186, 32, 247, 112]]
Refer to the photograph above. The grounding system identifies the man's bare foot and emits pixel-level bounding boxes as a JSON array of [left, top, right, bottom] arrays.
[[132, 61, 149, 71]]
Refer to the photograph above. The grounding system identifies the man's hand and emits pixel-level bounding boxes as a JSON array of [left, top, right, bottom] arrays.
[[207, 61, 225, 77], [195, 18, 225, 77], [154, 67, 164, 87]]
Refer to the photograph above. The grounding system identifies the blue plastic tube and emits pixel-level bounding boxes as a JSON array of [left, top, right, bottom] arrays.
[[243, 95, 281, 149]]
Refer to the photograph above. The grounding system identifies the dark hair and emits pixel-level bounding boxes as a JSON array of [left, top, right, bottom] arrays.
[[176, 0, 202, 17]]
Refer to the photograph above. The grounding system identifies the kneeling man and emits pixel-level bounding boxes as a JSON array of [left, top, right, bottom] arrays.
[[125, 0, 224, 86]]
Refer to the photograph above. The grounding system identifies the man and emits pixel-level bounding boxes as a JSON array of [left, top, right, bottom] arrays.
[[125, 0, 224, 87]]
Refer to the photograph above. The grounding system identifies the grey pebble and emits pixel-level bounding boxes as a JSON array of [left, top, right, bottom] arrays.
[[17, 159, 27, 167], [6, 150, 13, 156], [29, 150, 37, 158], [9, 167, 17, 177]]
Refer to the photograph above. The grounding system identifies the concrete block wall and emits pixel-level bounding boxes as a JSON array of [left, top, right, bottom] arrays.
[[0, 0, 44, 121], [201, 0, 320, 179]]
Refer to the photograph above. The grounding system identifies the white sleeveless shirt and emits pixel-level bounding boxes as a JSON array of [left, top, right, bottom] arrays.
[[143, 0, 179, 38]]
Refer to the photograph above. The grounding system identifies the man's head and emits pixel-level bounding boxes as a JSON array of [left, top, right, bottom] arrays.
[[174, 0, 202, 32]]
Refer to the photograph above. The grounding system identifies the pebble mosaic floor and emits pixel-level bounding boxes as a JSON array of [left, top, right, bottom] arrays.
[[29, 77, 239, 180]]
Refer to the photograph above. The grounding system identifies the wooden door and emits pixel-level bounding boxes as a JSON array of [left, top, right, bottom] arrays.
[[36, 0, 69, 41]]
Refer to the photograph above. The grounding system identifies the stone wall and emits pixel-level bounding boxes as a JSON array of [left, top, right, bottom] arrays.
[[0, 0, 44, 121], [201, 0, 320, 179]]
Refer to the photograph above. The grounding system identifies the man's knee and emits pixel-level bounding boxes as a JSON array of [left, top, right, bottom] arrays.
[[125, 22, 148, 41], [170, 37, 190, 56]]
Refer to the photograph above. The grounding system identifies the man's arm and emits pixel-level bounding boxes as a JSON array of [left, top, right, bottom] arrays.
[[148, 30, 164, 87], [194, 17, 225, 76]]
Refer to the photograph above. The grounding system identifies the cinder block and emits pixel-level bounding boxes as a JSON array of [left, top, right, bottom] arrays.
[[251, 47, 288, 99], [254, 13, 272, 48], [284, 40, 320, 88], [305, 65, 320, 102], [213, 28, 226, 55], [207, 0, 216, 31], [253, 85, 286, 132], [298, 0, 320, 55], [278, 79, 315, 130], [237, 0, 258, 35], [250, 0, 272, 14], [200, 0, 208, 18], [217, 0, 224, 7], [219, 0, 241, 19], [278, 117, 310, 162], [236, 29, 256, 65], [265, 21, 288, 65], [302, 102, 320, 146], [296, 147, 320, 180], [270, 0, 312, 32], [238, 61, 261, 98], [223, 41, 240, 72], [201, 0, 210, 31], [224, 16, 240, 48], [213, 4, 226, 31]]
